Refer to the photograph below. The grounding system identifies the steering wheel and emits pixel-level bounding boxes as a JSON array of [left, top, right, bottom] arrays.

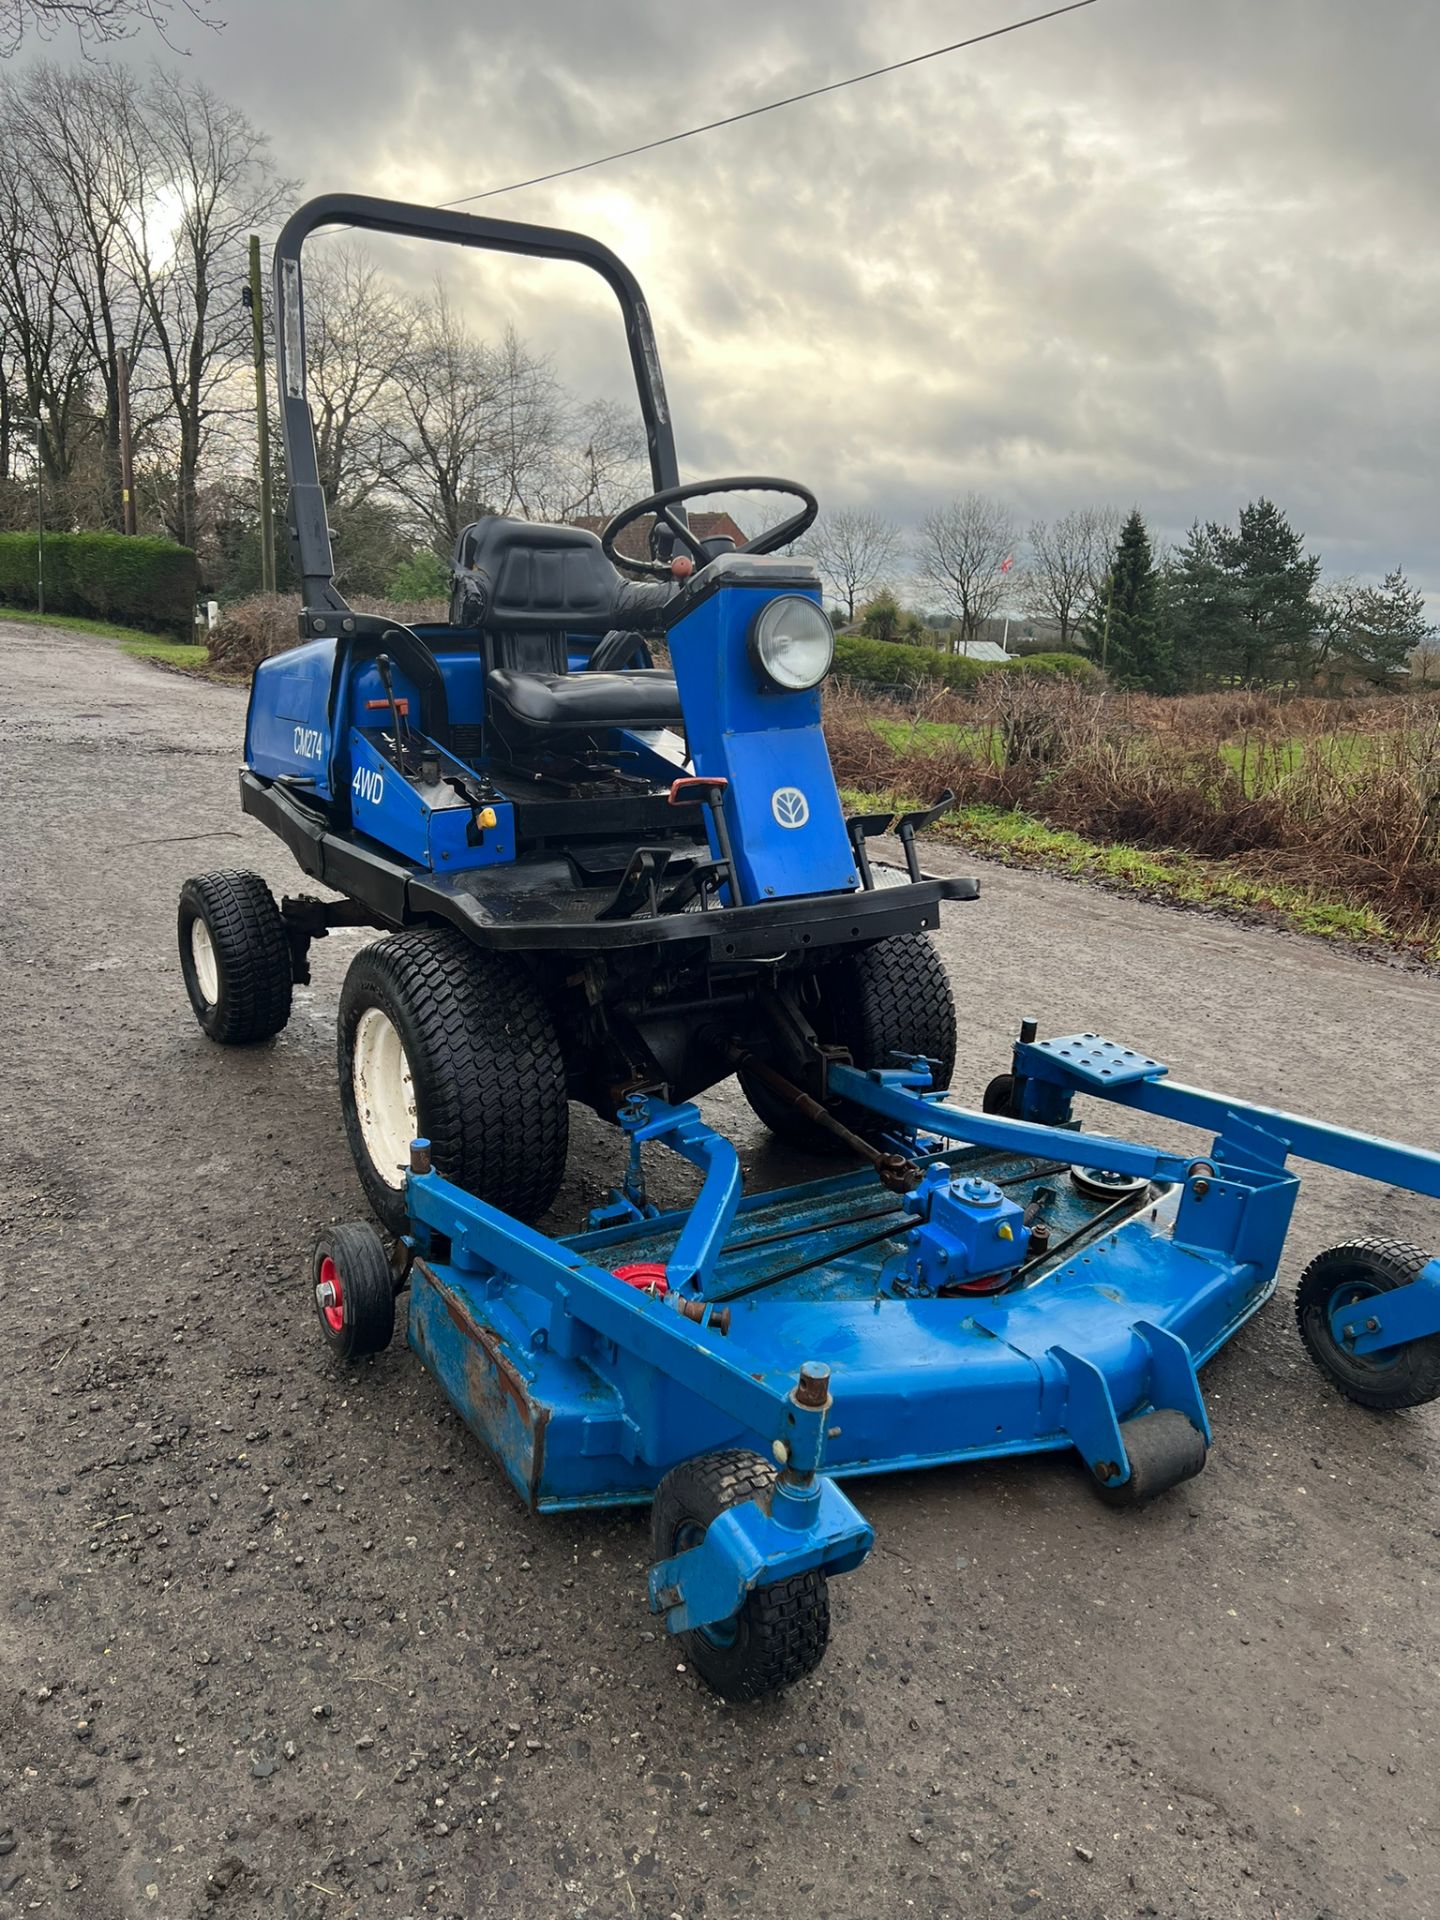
[[601, 475, 819, 581]]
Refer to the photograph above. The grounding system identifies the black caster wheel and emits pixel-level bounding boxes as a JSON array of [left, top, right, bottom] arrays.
[[1090, 1409, 1207, 1507], [651, 1450, 829, 1702], [311, 1222, 396, 1362], [1296, 1239, 1440, 1411], [981, 1072, 1017, 1116]]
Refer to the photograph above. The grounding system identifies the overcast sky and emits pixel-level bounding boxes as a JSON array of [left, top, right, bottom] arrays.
[[83, 0, 1440, 605]]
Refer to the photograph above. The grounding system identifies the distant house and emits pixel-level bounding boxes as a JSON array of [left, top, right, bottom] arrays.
[[1308, 648, 1412, 696], [572, 510, 746, 566]]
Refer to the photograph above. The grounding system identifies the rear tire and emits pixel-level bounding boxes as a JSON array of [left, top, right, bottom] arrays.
[[740, 933, 956, 1152], [337, 930, 568, 1235], [651, 1449, 830, 1702], [178, 870, 292, 1044], [1296, 1238, 1440, 1411]]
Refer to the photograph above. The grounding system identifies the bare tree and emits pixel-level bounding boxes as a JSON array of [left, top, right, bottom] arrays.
[[541, 394, 647, 522], [0, 117, 93, 492], [2, 62, 152, 525], [0, 0, 216, 56], [1023, 505, 1119, 648], [290, 244, 411, 512], [915, 492, 1018, 649], [481, 323, 564, 519], [380, 280, 502, 551], [808, 507, 901, 622], [119, 70, 290, 549]]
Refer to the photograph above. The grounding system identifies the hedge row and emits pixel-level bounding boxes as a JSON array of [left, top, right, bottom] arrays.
[[0, 532, 198, 637], [833, 632, 1099, 692]]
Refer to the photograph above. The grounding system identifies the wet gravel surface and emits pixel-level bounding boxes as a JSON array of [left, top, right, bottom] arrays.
[[1, 622, 1437, 1920]]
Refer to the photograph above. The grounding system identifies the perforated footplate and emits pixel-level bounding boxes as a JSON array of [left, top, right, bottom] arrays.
[[1029, 1034, 1168, 1091]]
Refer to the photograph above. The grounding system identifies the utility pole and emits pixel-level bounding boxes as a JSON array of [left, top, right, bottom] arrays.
[[17, 415, 44, 613], [247, 233, 276, 593], [116, 347, 137, 535]]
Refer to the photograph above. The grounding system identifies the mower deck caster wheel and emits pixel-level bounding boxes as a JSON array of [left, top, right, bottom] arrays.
[[1091, 1410, 1207, 1508], [1296, 1238, 1440, 1411], [311, 1222, 395, 1362], [981, 1072, 1017, 1116], [651, 1450, 830, 1702]]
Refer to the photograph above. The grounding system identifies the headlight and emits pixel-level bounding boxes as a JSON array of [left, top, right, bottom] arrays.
[[748, 595, 834, 692]]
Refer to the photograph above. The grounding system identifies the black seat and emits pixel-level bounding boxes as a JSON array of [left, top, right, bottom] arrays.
[[450, 515, 681, 736], [487, 667, 683, 730], [450, 515, 670, 634]]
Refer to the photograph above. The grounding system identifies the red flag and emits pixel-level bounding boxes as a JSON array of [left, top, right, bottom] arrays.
[[1000, 554, 1014, 574]]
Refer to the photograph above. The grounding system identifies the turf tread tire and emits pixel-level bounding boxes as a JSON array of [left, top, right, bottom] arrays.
[[338, 930, 568, 1235], [651, 1448, 830, 1703], [178, 869, 292, 1044], [740, 933, 956, 1151], [1295, 1237, 1440, 1411]]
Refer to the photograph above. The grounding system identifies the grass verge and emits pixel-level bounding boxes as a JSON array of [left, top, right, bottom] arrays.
[[0, 606, 239, 680], [844, 789, 1434, 962]]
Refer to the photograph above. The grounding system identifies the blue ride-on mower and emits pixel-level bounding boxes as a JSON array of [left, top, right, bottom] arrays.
[[178, 195, 1440, 1701]]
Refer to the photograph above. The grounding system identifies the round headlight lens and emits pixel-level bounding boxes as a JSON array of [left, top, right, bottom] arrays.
[[749, 596, 835, 692]]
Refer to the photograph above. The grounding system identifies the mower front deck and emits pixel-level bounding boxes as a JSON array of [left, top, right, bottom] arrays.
[[408, 1143, 1261, 1512]]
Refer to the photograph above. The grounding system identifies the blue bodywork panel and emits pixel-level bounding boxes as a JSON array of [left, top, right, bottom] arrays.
[[667, 579, 858, 902], [246, 637, 337, 797], [346, 730, 514, 871]]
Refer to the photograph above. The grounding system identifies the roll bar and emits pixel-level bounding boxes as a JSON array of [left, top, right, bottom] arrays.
[[271, 193, 681, 613]]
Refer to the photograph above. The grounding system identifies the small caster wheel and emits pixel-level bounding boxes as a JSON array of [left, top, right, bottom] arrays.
[[1296, 1239, 1440, 1411], [1090, 1409, 1207, 1508], [311, 1222, 395, 1362], [651, 1450, 829, 1702], [981, 1072, 1017, 1116]]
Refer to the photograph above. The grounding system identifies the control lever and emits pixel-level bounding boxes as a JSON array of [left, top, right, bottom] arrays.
[[669, 776, 744, 905], [894, 789, 955, 882], [845, 808, 896, 890]]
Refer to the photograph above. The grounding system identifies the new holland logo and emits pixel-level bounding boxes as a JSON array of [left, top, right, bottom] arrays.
[[771, 786, 810, 829]]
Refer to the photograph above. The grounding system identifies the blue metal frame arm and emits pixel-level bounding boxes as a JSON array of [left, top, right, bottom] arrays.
[[1012, 1036, 1440, 1199], [1347, 1258, 1440, 1356], [648, 1476, 873, 1635], [621, 1096, 743, 1291], [827, 1063, 1202, 1185]]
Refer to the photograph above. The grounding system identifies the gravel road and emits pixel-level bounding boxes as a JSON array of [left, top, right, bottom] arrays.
[[1, 622, 1437, 1920]]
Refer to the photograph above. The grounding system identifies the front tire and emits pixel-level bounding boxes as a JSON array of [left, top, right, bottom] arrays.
[[1296, 1238, 1440, 1411], [740, 933, 956, 1152], [178, 870, 292, 1044], [337, 930, 568, 1234], [651, 1449, 830, 1702]]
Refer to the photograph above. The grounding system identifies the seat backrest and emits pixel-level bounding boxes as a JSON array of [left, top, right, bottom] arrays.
[[451, 516, 624, 632]]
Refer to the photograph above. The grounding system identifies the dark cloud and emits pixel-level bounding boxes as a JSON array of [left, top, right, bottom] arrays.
[[73, 0, 1440, 601]]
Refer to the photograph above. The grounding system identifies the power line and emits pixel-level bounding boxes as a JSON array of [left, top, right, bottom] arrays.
[[441, 1, 1100, 210]]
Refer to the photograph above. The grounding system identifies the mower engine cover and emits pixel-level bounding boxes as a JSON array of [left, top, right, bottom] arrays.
[[665, 553, 858, 902]]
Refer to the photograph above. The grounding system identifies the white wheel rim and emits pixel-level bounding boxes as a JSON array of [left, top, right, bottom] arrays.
[[190, 917, 220, 1005], [352, 1006, 417, 1189]]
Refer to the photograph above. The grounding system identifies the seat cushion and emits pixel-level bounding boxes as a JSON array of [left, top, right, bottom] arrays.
[[487, 667, 684, 730]]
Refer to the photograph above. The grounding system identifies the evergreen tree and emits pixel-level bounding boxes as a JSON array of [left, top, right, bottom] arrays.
[[1084, 508, 1168, 689], [1210, 498, 1320, 684], [1163, 522, 1244, 690], [1347, 567, 1434, 677]]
